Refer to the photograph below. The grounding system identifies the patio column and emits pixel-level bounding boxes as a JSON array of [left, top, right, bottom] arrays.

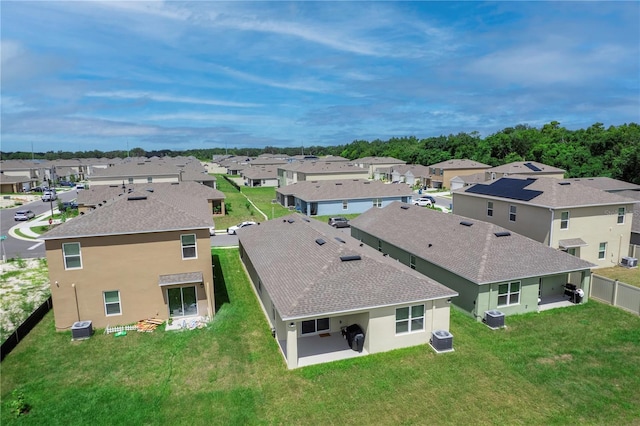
[[286, 322, 298, 369]]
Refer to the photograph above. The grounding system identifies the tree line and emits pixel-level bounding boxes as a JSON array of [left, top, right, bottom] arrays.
[[2, 121, 639, 183]]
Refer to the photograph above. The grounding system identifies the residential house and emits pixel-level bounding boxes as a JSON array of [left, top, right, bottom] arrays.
[[242, 167, 279, 187], [42, 181, 217, 329], [485, 161, 565, 181], [449, 172, 487, 191], [0, 173, 34, 193], [426, 159, 491, 190], [350, 202, 595, 320], [452, 177, 635, 266], [277, 179, 414, 216], [238, 214, 457, 369], [351, 156, 406, 179], [277, 162, 369, 188], [378, 164, 431, 187]]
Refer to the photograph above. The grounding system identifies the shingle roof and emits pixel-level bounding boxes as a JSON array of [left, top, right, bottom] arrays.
[[428, 159, 491, 169], [565, 177, 640, 192], [352, 156, 406, 165], [277, 179, 413, 201], [350, 202, 594, 284], [43, 182, 218, 239], [487, 161, 565, 175], [459, 176, 636, 208], [238, 214, 457, 320], [242, 167, 278, 180], [279, 162, 367, 174], [90, 161, 180, 178]]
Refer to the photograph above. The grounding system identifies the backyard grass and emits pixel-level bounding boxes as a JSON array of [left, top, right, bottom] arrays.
[[213, 175, 263, 230], [1, 248, 639, 425], [241, 186, 291, 220], [595, 266, 640, 288]]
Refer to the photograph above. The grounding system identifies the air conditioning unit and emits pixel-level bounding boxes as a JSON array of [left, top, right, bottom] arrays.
[[71, 321, 93, 340], [621, 257, 638, 268], [484, 310, 505, 329], [430, 330, 454, 352]]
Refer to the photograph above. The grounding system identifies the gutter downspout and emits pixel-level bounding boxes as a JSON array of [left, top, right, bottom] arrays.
[[548, 208, 555, 247]]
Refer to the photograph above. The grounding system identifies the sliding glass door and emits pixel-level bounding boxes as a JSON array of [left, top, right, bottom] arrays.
[[168, 286, 198, 317]]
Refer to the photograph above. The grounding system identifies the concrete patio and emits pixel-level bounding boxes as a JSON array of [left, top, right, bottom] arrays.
[[278, 332, 369, 368]]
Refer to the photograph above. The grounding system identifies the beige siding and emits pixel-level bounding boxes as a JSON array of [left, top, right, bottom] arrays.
[[46, 229, 214, 329]]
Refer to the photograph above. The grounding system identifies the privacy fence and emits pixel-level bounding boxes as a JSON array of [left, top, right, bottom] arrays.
[[1, 296, 53, 361], [590, 274, 640, 315]]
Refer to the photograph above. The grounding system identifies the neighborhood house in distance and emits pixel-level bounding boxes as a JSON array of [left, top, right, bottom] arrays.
[[41, 181, 223, 330], [237, 214, 458, 369]]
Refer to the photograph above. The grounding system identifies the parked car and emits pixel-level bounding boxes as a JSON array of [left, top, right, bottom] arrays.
[[328, 217, 350, 228], [413, 197, 433, 207], [42, 192, 58, 202], [31, 186, 47, 192], [75, 183, 86, 190], [209, 226, 216, 236], [14, 210, 35, 221], [60, 201, 78, 211], [59, 180, 74, 187], [227, 221, 257, 235]]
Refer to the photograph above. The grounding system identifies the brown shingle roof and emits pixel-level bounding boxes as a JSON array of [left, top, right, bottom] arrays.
[[428, 159, 491, 169], [238, 214, 457, 320], [350, 202, 594, 284], [277, 179, 413, 201]]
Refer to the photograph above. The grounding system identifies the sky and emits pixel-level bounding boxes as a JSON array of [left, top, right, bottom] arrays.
[[1, 1, 639, 153]]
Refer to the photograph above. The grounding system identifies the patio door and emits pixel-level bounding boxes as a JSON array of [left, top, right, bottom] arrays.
[[168, 286, 198, 317]]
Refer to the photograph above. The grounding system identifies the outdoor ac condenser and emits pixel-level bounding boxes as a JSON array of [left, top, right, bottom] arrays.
[[430, 330, 453, 352]]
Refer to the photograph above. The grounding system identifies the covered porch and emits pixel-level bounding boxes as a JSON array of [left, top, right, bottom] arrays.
[[278, 332, 369, 368]]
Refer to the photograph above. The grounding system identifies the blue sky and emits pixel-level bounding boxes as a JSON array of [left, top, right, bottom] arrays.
[[1, 1, 638, 153]]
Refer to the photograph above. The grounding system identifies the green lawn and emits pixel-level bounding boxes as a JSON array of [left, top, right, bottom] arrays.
[[213, 175, 263, 230], [2, 248, 639, 424], [595, 266, 640, 288]]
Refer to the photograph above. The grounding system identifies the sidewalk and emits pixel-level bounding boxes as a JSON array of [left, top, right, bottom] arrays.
[[9, 211, 61, 241]]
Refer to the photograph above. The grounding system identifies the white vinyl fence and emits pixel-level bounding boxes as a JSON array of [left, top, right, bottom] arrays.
[[590, 274, 640, 315]]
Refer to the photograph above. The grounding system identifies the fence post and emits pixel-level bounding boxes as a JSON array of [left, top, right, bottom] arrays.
[[612, 279, 619, 306]]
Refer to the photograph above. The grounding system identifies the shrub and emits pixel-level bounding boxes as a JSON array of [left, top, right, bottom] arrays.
[[10, 389, 30, 417]]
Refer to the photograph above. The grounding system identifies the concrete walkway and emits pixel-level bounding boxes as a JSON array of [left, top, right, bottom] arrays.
[[9, 210, 62, 241]]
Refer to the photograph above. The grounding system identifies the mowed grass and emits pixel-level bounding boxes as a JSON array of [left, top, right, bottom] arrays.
[[2, 249, 639, 425], [595, 266, 640, 288], [213, 175, 263, 230]]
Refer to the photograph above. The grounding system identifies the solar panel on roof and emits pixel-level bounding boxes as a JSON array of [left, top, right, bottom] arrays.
[[465, 178, 543, 201], [524, 162, 542, 172]]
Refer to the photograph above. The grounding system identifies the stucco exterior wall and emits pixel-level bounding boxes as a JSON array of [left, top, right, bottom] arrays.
[[297, 196, 410, 216], [89, 176, 178, 186], [46, 229, 214, 330]]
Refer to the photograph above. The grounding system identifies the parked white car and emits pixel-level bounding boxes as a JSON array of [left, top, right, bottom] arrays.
[[227, 221, 256, 235], [14, 210, 36, 221], [412, 197, 433, 207]]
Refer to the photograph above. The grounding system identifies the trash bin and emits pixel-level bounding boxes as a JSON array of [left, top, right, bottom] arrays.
[[353, 333, 364, 353], [342, 324, 364, 351], [575, 288, 584, 304]]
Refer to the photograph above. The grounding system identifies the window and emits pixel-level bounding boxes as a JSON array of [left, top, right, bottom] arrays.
[[372, 198, 382, 208], [128, 177, 134, 184], [147, 176, 153, 183], [598, 242, 607, 260], [617, 207, 625, 224], [487, 201, 494, 217], [498, 282, 520, 306], [396, 304, 424, 334], [560, 211, 570, 229], [409, 255, 416, 270], [181, 234, 197, 259], [342, 200, 348, 210], [104, 291, 121, 316], [62, 242, 82, 270], [377, 239, 382, 252], [509, 205, 517, 222], [301, 318, 330, 335]]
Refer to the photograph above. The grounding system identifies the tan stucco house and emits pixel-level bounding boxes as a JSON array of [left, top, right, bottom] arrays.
[[42, 182, 216, 330], [426, 159, 491, 190], [485, 161, 566, 181], [350, 202, 595, 321], [452, 177, 636, 266], [277, 161, 369, 188], [238, 214, 457, 369]]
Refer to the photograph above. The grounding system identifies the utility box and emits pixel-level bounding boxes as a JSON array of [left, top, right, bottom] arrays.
[[484, 310, 505, 329], [71, 321, 93, 340], [430, 330, 454, 353]]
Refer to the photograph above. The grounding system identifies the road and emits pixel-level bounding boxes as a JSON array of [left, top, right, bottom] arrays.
[[0, 189, 77, 260]]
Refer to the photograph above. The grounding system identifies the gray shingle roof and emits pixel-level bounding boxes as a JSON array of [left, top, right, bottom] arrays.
[[459, 176, 637, 209], [238, 214, 457, 320], [487, 161, 565, 175], [43, 182, 218, 239], [279, 162, 367, 174], [350, 202, 595, 284], [276, 179, 413, 201], [428, 159, 491, 169]]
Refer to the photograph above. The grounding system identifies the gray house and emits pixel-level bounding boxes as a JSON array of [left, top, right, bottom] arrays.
[[350, 202, 595, 321], [276, 179, 414, 216], [238, 214, 457, 369]]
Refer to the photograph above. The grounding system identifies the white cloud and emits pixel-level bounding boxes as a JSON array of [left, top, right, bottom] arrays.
[[85, 91, 261, 108]]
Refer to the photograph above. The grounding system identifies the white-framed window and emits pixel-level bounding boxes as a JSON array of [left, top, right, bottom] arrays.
[[301, 318, 330, 335], [487, 201, 494, 217], [104, 290, 121, 316], [62, 242, 82, 270], [498, 281, 520, 306], [342, 200, 348, 210], [509, 205, 517, 222], [409, 255, 416, 270], [181, 234, 197, 259], [560, 211, 570, 229], [373, 198, 382, 208], [396, 304, 424, 334], [617, 207, 625, 224], [598, 242, 607, 260]]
